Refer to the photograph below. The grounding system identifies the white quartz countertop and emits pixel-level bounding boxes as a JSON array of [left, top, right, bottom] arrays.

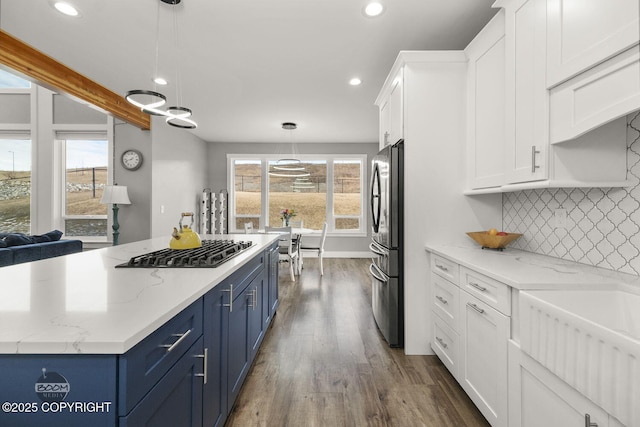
[[0, 234, 278, 355], [425, 243, 640, 293]]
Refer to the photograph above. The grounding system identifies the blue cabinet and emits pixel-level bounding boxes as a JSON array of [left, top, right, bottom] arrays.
[[119, 337, 205, 427], [267, 242, 279, 323], [203, 285, 228, 427], [0, 244, 279, 427]]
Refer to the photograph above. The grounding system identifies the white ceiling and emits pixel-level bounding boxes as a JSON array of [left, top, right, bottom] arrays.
[[0, 0, 497, 143]]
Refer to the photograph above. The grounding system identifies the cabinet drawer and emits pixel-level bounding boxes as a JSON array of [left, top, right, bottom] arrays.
[[460, 266, 510, 315], [431, 273, 459, 330], [118, 299, 203, 415], [430, 254, 459, 284], [431, 313, 459, 379]]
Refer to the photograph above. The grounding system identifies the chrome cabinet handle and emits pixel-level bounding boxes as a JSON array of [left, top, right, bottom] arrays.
[[531, 145, 540, 172], [435, 264, 448, 272], [435, 337, 448, 349], [468, 303, 485, 314], [468, 282, 487, 292], [585, 414, 597, 427], [222, 284, 234, 312], [384, 131, 390, 145], [160, 329, 192, 352], [195, 347, 208, 384], [249, 288, 258, 310], [435, 295, 448, 305]]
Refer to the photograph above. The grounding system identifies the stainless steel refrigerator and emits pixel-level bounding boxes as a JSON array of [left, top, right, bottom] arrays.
[[369, 139, 403, 347]]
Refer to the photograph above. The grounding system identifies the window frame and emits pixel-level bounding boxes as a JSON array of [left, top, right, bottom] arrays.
[[227, 153, 367, 236], [55, 128, 112, 242]]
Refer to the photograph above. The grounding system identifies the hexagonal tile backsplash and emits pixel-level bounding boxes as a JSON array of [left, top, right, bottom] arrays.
[[503, 112, 640, 275]]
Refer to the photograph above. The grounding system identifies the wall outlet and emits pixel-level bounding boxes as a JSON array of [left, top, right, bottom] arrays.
[[161, 205, 165, 214], [554, 208, 567, 229]]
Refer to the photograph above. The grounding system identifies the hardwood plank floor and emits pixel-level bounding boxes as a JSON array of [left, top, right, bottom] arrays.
[[226, 258, 490, 427]]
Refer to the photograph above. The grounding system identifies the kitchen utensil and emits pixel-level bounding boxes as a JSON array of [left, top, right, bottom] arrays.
[[170, 212, 202, 249]]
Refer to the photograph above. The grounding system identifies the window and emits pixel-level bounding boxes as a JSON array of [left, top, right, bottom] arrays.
[[234, 159, 261, 230], [333, 160, 362, 231], [0, 136, 32, 233], [59, 135, 109, 238], [0, 69, 31, 89], [228, 154, 366, 235]]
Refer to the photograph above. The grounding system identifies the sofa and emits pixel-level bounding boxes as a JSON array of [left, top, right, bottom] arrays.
[[0, 230, 83, 267]]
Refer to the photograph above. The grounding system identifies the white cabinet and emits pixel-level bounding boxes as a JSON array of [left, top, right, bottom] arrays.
[[501, 0, 548, 185], [546, 0, 640, 144], [465, 0, 632, 194], [429, 253, 511, 427], [546, 0, 640, 88], [508, 341, 615, 427], [377, 69, 403, 149], [465, 10, 506, 190], [549, 46, 640, 144], [459, 285, 510, 427]]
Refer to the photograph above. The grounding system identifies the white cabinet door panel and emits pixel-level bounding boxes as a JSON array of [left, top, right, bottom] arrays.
[[459, 290, 509, 427], [547, 0, 640, 87]]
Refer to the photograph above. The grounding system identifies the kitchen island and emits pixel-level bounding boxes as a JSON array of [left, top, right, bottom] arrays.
[[0, 234, 280, 427]]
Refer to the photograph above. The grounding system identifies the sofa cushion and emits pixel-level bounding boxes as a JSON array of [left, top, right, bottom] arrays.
[[1, 230, 64, 247]]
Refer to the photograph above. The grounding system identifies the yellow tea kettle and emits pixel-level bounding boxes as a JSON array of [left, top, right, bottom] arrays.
[[170, 212, 202, 250]]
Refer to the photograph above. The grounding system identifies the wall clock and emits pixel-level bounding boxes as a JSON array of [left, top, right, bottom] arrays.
[[121, 149, 143, 171]]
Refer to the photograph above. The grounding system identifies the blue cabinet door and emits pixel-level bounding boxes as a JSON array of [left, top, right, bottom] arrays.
[[119, 337, 204, 427], [203, 286, 228, 427], [226, 282, 251, 411], [249, 270, 268, 360], [268, 243, 279, 321]]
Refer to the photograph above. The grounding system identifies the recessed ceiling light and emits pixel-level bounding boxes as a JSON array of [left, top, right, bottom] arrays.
[[153, 77, 168, 86], [349, 77, 362, 86], [53, 1, 80, 17], [364, 2, 384, 17]]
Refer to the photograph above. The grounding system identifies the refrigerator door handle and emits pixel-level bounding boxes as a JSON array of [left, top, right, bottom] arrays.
[[369, 262, 390, 283], [369, 241, 388, 257], [370, 163, 381, 233]]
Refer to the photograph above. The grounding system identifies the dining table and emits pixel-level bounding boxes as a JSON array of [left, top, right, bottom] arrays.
[[257, 227, 320, 274]]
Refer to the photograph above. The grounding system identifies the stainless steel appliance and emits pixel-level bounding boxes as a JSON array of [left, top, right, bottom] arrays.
[[369, 140, 403, 347], [116, 239, 253, 268]]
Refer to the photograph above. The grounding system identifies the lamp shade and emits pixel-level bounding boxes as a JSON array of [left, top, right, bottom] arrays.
[[100, 185, 131, 205]]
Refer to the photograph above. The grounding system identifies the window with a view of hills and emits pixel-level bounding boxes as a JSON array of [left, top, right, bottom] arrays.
[[230, 155, 366, 235]]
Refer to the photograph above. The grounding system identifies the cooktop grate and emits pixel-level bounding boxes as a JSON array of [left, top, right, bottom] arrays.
[[116, 239, 253, 268]]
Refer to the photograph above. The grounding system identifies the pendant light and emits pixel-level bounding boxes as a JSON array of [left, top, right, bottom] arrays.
[[268, 123, 310, 177], [125, 0, 197, 129]]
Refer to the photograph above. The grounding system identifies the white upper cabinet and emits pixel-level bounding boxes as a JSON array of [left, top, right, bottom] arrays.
[[465, 10, 506, 190], [546, 0, 640, 88], [377, 69, 403, 150], [502, 0, 548, 184]]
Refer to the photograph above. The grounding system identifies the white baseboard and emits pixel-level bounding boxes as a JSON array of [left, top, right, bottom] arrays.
[[301, 251, 372, 259]]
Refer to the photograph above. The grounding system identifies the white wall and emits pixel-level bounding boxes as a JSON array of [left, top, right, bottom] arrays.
[[151, 117, 209, 238]]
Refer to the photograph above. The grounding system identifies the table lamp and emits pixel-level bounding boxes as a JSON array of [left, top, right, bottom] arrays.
[[100, 184, 131, 246]]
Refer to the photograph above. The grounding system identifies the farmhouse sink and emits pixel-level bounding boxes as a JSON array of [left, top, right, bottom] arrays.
[[520, 289, 640, 426]]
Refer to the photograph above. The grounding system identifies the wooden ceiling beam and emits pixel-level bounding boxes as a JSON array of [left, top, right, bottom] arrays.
[[0, 30, 150, 130]]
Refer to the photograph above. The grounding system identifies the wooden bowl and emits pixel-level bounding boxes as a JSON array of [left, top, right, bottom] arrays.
[[466, 231, 522, 249]]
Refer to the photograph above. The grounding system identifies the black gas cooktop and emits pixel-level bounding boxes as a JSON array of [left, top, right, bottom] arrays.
[[116, 239, 253, 268]]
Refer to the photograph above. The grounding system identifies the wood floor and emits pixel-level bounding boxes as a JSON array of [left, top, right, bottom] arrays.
[[225, 258, 490, 427]]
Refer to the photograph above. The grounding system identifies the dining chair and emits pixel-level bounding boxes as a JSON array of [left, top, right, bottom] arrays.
[[265, 226, 299, 281], [244, 222, 254, 234], [300, 221, 328, 275]]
